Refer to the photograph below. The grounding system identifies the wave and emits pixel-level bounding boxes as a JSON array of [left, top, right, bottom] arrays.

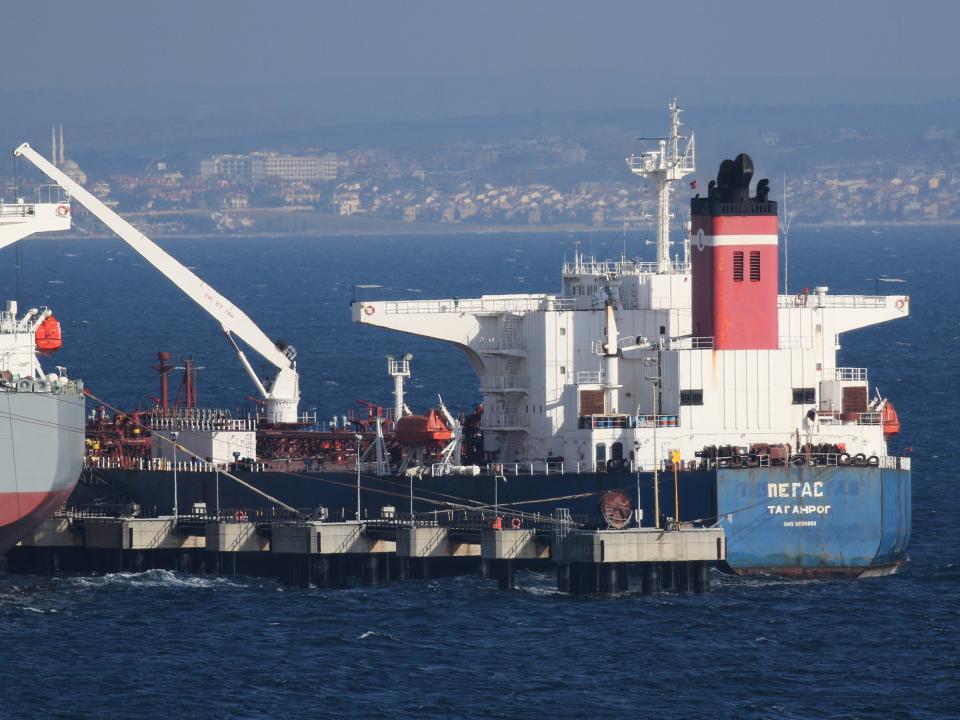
[[64, 569, 244, 590]]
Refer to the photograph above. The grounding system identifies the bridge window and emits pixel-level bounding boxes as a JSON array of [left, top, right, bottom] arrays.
[[792, 388, 816, 404], [680, 389, 704, 406]]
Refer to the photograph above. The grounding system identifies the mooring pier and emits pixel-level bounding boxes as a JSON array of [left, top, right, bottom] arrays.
[[5, 510, 725, 595]]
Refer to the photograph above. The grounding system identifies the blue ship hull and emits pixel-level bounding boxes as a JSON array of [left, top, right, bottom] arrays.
[[716, 466, 911, 577], [81, 464, 911, 578]]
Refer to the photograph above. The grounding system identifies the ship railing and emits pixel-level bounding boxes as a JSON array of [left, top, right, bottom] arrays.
[[576, 414, 680, 430], [381, 296, 574, 315], [149, 413, 255, 432], [37, 184, 69, 204], [61, 503, 130, 519], [636, 414, 680, 428], [367, 509, 586, 532], [0, 203, 36, 218], [561, 259, 690, 276], [479, 453, 909, 475], [575, 370, 606, 385], [0, 305, 52, 334], [669, 336, 714, 350], [85, 456, 270, 473], [835, 367, 868, 381], [856, 411, 882, 425], [486, 460, 580, 476], [476, 336, 527, 352], [480, 375, 530, 391], [778, 294, 888, 309], [480, 412, 528, 429]]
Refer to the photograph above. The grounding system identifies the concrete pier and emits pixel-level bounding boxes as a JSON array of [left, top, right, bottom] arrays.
[[553, 528, 724, 595], [5, 515, 725, 595]]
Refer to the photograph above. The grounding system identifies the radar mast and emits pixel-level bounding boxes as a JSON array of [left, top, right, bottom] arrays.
[[627, 99, 696, 273]]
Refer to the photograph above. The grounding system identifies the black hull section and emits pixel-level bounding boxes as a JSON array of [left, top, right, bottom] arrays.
[[74, 465, 910, 578]]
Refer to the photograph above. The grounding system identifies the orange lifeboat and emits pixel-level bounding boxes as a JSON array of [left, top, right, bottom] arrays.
[[881, 400, 901, 437], [35, 315, 63, 354], [394, 409, 454, 447]]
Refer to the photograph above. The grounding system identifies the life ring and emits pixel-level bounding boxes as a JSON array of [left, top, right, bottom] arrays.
[[510, 517, 522, 529], [895, 299, 905, 310], [55, 205, 70, 217], [234, 510, 248, 521], [364, 305, 375, 316]]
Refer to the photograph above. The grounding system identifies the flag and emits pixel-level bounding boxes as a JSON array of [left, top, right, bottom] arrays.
[[690, 179, 698, 189]]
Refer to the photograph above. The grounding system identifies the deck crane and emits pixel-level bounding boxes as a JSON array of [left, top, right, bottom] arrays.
[[13, 142, 300, 423]]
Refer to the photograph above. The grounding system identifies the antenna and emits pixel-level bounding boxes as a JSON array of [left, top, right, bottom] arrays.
[[779, 173, 798, 293], [626, 99, 696, 273]]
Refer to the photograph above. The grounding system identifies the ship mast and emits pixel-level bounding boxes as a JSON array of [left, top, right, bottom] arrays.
[[627, 99, 696, 273]]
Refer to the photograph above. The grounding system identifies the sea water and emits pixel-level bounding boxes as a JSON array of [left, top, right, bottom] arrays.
[[0, 228, 956, 718]]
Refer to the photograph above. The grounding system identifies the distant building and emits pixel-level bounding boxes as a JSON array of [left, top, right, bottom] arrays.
[[201, 152, 337, 183], [50, 125, 87, 185], [258, 154, 337, 183], [201, 155, 254, 181]]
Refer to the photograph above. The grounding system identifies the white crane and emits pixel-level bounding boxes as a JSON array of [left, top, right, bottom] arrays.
[[13, 142, 300, 423]]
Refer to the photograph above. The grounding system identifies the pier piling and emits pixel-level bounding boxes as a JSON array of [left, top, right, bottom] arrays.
[[6, 515, 723, 596]]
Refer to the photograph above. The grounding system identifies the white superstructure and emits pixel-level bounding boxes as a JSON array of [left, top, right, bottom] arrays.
[[353, 103, 909, 471]]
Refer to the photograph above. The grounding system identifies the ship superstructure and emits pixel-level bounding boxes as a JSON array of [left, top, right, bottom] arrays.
[[0, 189, 85, 554], [352, 104, 907, 474], [60, 102, 911, 578]]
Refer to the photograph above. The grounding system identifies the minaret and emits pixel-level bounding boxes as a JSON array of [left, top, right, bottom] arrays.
[[58, 126, 65, 166], [51, 126, 57, 166]]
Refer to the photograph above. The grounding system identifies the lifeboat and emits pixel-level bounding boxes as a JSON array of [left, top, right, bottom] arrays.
[[881, 400, 901, 437], [394, 409, 454, 447], [35, 315, 63, 354]]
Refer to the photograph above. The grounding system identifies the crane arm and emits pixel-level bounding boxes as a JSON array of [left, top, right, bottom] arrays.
[[14, 143, 293, 371], [14, 142, 300, 423]]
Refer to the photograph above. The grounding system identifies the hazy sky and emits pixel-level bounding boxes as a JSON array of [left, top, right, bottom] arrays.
[[3, 0, 959, 123]]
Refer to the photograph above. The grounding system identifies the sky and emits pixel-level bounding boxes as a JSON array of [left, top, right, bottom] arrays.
[[2, 0, 959, 128]]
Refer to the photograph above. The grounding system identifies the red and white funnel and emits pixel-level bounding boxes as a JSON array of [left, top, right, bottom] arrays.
[[690, 153, 778, 350]]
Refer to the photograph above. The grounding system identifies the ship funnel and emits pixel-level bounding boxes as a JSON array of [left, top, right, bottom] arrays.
[[691, 154, 779, 350]]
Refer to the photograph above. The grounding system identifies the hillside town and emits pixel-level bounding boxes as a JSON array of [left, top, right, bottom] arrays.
[[14, 125, 960, 235]]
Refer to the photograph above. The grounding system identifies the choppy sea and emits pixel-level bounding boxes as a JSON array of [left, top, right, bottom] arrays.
[[0, 227, 956, 718]]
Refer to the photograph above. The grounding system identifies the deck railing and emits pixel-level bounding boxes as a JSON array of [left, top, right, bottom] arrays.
[[779, 294, 888, 309], [562, 259, 690, 276], [480, 375, 529, 391], [381, 296, 573, 315], [835, 367, 868, 382]]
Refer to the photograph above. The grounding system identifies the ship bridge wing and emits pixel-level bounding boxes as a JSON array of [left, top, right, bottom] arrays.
[[351, 294, 563, 375], [778, 292, 910, 347]]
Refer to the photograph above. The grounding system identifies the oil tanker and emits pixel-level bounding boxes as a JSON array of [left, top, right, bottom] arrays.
[[0, 191, 85, 554], [70, 102, 910, 578]]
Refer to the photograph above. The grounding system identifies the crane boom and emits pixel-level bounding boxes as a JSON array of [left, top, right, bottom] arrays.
[[14, 142, 300, 423]]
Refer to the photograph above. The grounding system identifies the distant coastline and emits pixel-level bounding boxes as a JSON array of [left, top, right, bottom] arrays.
[[40, 215, 960, 242]]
